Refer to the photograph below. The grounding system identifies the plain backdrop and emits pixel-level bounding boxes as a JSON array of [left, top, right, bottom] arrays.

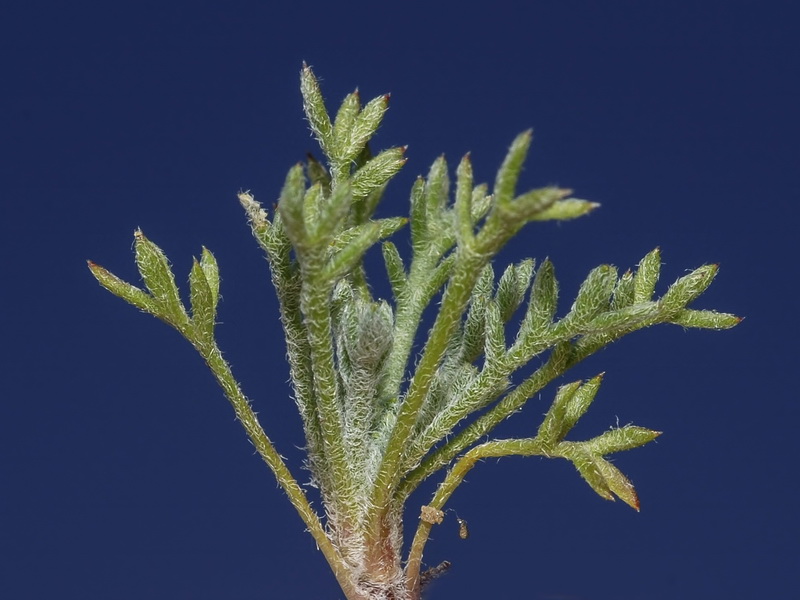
[[2, 2, 797, 599]]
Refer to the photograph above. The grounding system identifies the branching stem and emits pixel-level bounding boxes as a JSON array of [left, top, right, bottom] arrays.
[[367, 248, 486, 540], [405, 437, 548, 596]]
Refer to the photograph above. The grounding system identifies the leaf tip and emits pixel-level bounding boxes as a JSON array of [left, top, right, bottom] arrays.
[[87, 260, 108, 277]]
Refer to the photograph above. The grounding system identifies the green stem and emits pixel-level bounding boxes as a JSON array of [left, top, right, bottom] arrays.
[[198, 343, 358, 598], [301, 265, 356, 522], [405, 437, 548, 596], [381, 253, 443, 400], [367, 248, 485, 539], [264, 251, 331, 497]]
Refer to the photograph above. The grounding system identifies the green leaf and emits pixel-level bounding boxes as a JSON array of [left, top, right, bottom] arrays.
[[302, 183, 325, 235], [509, 187, 566, 221], [493, 130, 532, 208], [470, 184, 491, 223], [671, 308, 742, 329], [537, 380, 582, 447], [483, 300, 505, 367], [460, 265, 493, 360], [381, 241, 407, 298], [340, 295, 394, 371], [473, 187, 572, 256], [330, 216, 407, 253], [564, 264, 618, 328], [594, 456, 640, 510], [561, 444, 641, 510], [88, 261, 158, 314], [199, 247, 220, 308], [351, 147, 407, 201], [348, 93, 390, 163], [455, 154, 474, 246], [332, 89, 361, 160], [244, 194, 293, 277], [189, 257, 216, 343], [238, 191, 272, 253], [300, 64, 333, 154], [313, 180, 353, 243], [409, 177, 428, 252], [584, 302, 659, 335], [305, 153, 331, 194], [518, 259, 558, 341], [564, 446, 615, 501], [133, 230, 189, 329], [583, 425, 661, 455], [276, 164, 309, 249], [659, 264, 718, 313], [324, 218, 407, 281], [611, 269, 635, 310], [537, 375, 603, 447], [495, 259, 534, 322], [423, 155, 450, 221], [529, 198, 599, 221], [357, 179, 386, 225], [634, 247, 661, 302], [562, 375, 603, 432]]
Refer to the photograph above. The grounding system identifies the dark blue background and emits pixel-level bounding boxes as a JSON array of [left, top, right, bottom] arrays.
[[3, 2, 797, 598]]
